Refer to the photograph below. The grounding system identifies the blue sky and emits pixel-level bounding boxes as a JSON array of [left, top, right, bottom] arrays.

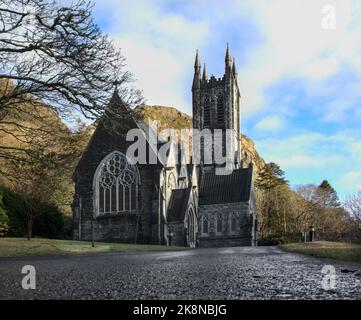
[[79, 0, 361, 199]]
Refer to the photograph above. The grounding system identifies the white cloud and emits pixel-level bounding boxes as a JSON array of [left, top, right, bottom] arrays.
[[254, 116, 285, 133], [255, 129, 361, 197], [87, 0, 361, 121], [257, 132, 325, 156], [343, 170, 361, 191], [270, 154, 341, 168], [236, 0, 361, 117], [321, 99, 356, 122], [93, 0, 209, 112], [113, 38, 188, 110], [350, 141, 361, 159]]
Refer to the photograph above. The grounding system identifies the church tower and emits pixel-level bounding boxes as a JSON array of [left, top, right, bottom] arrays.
[[192, 44, 241, 168]]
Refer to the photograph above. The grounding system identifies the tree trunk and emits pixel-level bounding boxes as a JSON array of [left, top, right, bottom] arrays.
[[265, 188, 271, 236], [283, 203, 287, 233], [27, 212, 34, 240], [275, 188, 281, 231]]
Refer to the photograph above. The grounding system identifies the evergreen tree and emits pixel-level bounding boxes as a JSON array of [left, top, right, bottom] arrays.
[[316, 180, 340, 208], [255, 162, 289, 236]]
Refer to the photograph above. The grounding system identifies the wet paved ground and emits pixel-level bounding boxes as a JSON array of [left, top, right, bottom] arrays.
[[0, 246, 360, 300]]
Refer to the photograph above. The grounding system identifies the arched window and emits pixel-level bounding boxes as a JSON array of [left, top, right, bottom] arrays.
[[165, 172, 176, 208], [216, 214, 223, 233], [167, 172, 176, 192], [217, 95, 224, 124], [202, 215, 209, 234], [186, 206, 197, 247], [203, 96, 211, 127], [230, 212, 238, 233], [94, 151, 139, 216]]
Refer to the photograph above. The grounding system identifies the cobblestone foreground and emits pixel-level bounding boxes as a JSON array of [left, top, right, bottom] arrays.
[[0, 246, 360, 299]]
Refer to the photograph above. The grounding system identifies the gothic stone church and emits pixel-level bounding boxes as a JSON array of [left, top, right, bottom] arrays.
[[72, 46, 257, 248]]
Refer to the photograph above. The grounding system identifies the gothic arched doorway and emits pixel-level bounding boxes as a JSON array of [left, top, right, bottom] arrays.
[[186, 207, 197, 248]]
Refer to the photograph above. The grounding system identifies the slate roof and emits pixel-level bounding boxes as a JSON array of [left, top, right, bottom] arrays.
[[167, 188, 191, 222], [199, 167, 253, 205]]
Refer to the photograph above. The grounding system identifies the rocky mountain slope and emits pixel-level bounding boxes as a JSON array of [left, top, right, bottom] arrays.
[[135, 105, 192, 132]]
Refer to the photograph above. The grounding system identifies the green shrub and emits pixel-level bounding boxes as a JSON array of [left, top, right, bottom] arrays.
[[0, 187, 27, 237], [33, 203, 64, 239], [0, 186, 66, 239], [258, 232, 303, 246]]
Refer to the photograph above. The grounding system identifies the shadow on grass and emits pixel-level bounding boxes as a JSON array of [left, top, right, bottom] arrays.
[[0, 237, 189, 257]]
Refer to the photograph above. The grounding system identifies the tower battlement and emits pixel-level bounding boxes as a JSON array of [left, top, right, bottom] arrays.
[[201, 75, 225, 88]]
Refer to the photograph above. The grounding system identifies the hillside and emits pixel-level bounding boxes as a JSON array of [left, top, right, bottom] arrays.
[[0, 79, 86, 215], [0, 78, 70, 153], [240, 134, 265, 178], [135, 105, 192, 132]]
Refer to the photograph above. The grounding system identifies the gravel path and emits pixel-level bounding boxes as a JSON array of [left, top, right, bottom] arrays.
[[0, 246, 360, 299]]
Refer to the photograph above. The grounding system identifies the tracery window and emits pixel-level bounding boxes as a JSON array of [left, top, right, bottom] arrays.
[[202, 215, 209, 234], [164, 172, 177, 208], [167, 172, 176, 191], [217, 95, 224, 124], [180, 180, 187, 189], [94, 151, 139, 216], [203, 96, 211, 127], [216, 214, 223, 233], [230, 212, 238, 233]]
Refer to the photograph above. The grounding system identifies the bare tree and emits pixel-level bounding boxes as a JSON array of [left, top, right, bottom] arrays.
[[293, 184, 318, 230], [294, 183, 356, 241], [4, 119, 83, 239], [0, 0, 142, 166], [344, 191, 361, 242], [344, 191, 361, 223]]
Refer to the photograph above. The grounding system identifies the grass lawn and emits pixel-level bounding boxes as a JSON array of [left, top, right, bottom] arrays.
[[0, 237, 188, 257], [280, 241, 361, 263]]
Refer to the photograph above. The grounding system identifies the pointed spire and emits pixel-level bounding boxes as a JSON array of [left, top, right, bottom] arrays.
[[202, 63, 207, 81], [232, 58, 237, 77], [225, 43, 232, 65], [225, 43, 232, 75], [194, 49, 201, 70], [192, 49, 201, 90]]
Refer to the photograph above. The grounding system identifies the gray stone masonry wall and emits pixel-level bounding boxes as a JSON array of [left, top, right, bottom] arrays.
[[73, 119, 162, 245], [168, 221, 186, 247], [198, 201, 253, 247]]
